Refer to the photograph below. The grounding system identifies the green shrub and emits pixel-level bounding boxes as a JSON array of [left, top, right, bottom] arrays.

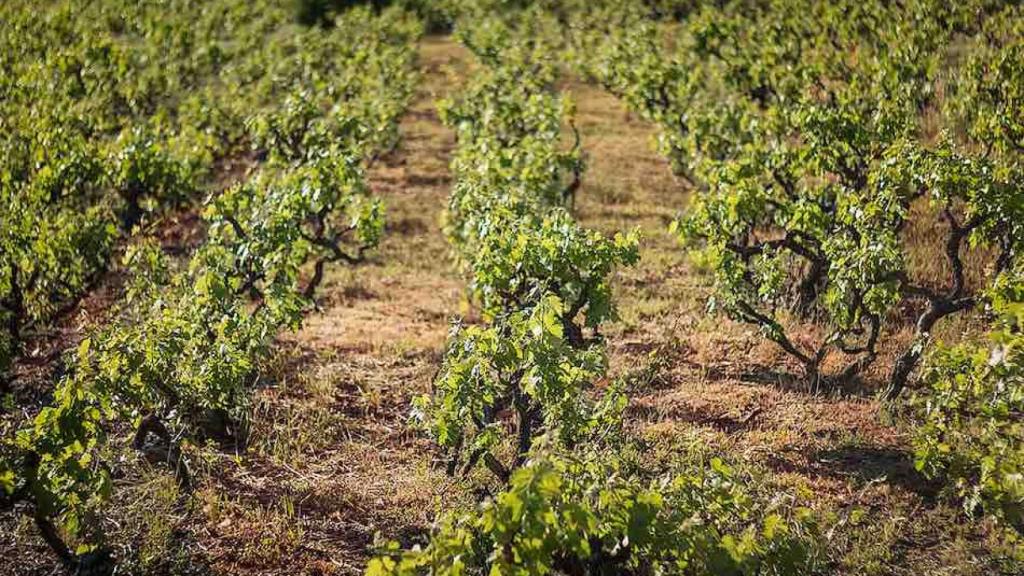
[[912, 271, 1024, 531], [369, 445, 822, 575]]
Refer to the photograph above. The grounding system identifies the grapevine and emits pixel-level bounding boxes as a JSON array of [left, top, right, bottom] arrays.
[[0, 2, 421, 568]]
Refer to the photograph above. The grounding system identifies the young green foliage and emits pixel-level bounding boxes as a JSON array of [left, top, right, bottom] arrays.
[[369, 445, 822, 576], [911, 269, 1024, 533], [417, 8, 638, 483]]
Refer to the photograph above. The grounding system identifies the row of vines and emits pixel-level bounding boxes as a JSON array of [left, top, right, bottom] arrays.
[[1, 0, 421, 571], [369, 6, 825, 575], [557, 0, 1022, 538]]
